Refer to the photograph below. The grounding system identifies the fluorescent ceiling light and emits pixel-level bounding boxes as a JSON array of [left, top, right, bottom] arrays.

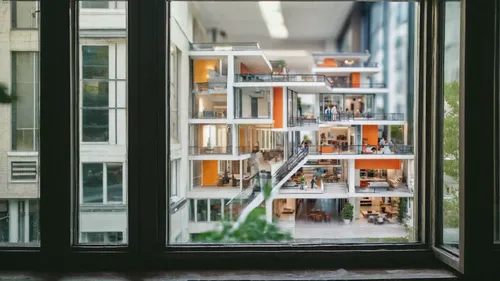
[[258, 1, 289, 39]]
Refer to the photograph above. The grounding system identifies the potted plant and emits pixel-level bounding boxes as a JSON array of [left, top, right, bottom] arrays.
[[341, 202, 354, 224], [0, 83, 16, 104]]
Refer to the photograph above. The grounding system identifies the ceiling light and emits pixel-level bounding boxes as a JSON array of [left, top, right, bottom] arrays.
[[258, 1, 289, 39]]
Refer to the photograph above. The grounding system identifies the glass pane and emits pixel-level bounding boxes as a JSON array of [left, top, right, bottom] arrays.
[[170, 1, 419, 244], [1, 1, 41, 245], [13, 1, 39, 28], [79, 1, 128, 245], [441, 1, 460, 250]]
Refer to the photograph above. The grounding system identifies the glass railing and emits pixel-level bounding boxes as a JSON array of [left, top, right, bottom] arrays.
[[196, 81, 227, 93], [234, 74, 327, 83], [304, 144, 414, 155], [288, 117, 319, 127], [327, 82, 386, 88], [191, 42, 260, 51], [192, 110, 227, 119], [189, 146, 232, 155], [330, 62, 379, 68], [355, 183, 412, 194], [319, 112, 404, 122]]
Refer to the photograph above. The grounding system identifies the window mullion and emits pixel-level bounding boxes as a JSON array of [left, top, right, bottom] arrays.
[[39, 0, 71, 266], [128, 0, 167, 263]]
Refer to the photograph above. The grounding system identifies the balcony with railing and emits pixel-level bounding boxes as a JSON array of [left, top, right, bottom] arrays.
[[191, 42, 261, 51], [305, 144, 414, 155], [319, 112, 405, 122], [288, 117, 320, 127], [234, 74, 328, 84]]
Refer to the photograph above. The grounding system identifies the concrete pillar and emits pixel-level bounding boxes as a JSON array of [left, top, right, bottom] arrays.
[[266, 199, 273, 223], [232, 124, 238, 156], [8, 200, 18, 243], [227, 55, 234, 121], [348, 198, 357, 220], [348, 159, 355, 194]]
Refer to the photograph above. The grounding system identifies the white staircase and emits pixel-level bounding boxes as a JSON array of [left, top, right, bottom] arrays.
[[235, 150, 309, 225]]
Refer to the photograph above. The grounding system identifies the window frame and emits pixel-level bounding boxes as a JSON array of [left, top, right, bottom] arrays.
[[0, 0, 496, 275]]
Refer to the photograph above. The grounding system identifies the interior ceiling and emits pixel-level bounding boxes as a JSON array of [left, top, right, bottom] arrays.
[[193, 1, 354, 50]]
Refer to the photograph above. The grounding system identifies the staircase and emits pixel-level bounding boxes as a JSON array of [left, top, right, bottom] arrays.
[[234, 149, 309, 225]]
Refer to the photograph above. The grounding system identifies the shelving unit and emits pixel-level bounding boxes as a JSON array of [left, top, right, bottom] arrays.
[[360, 197, 372, 207]]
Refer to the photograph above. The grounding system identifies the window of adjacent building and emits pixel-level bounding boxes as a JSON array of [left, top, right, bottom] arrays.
[[82, 163, 124, 204], [170, 160, 179, 197], [11, 1, 39, 29], [82, 46, 110, 142], [11, 52, 39, 151], [170, 44, 180, 144]]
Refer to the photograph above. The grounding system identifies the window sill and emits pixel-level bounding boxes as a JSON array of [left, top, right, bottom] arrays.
[[0, 268, 460, 280]]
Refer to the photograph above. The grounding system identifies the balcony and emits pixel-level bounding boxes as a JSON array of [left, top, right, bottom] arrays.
[[320, 112, 405, 122], [191, 94, 227, 119], [191, 42, 261, 51], [306, 144, 414, 155], [189, 146, 232, 155], [235, 74, 327, 83], [234, 88, 272, 120], [327, 82, 386, 88], [288, 117, 319, 127]]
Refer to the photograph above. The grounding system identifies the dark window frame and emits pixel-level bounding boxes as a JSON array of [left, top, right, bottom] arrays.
[[0, 0, 497, 277]]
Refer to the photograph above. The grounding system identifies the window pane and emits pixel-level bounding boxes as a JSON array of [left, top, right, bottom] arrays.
[[12, 1, 39, 28], [83, 163, 104, 203], [79, 2, 128, 244], [441, 1, 460, 250], [170, 1, 419, 244], [107, 163, 123, 203], [2, 1, 41, 245]]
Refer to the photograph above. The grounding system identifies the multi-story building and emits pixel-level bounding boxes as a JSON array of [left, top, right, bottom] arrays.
[[185, 46, 416, 241]]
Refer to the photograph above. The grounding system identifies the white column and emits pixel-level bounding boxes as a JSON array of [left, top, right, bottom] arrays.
[[348, 159, 355, 194], [347, 127, 351, 146], [227, 54, 235, 122], [239, 160, 243, 191], [8, 200, 18, 243], [24, 200, 29, 242], [232, 124, 238, 156], [404, 123, 408, 145], [266, 198, 273, 223], [270, 87, 274, 119], [282, 87, 288, 128]]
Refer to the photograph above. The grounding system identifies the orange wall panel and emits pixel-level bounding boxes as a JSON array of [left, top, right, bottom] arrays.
[[202, 160, 219, 186], [194, 60, 218, 84], [240, 63, 250, 74], [318, 58, 337, 67], [239, 127, 245, 147], [362, 125, 378, 145], [273, 87, 283, 128], [355, 159, 401, 170], [351, 72, 360, 88]]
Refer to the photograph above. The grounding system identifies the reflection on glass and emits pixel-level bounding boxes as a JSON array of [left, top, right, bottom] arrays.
[[170, 1, 418, 244], [78, 2, 128, 244], [442, 1, 460, 249]]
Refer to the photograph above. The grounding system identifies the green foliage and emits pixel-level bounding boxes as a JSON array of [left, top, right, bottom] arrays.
[[0, 83, 17, 104], [262, 182, 272, 200], [443, 81, 460, 229], [443, 193, 459, 228], [390, 125, 404, 142], [192, 207, 292, 243], [341, 202, 354, 220], [398, 197, 408, 223], [443, 81, 460, 180]]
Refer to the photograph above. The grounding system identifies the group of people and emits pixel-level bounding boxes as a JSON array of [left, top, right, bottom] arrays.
[[362, 137, 395, 154], [323, 105, 342, 121]]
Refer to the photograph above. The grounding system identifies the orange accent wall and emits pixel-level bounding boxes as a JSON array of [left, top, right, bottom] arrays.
[[351, 72, 360, 88], [239, 127, 245, 147], [273, 87, 283, 128], [194, 60, 218, 84], [355, 159, 401, 170], [318, 58, 337, 67], [362, 125, 378, 145], [240, 63, 250, 74], [202, 160, 219, 186]]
